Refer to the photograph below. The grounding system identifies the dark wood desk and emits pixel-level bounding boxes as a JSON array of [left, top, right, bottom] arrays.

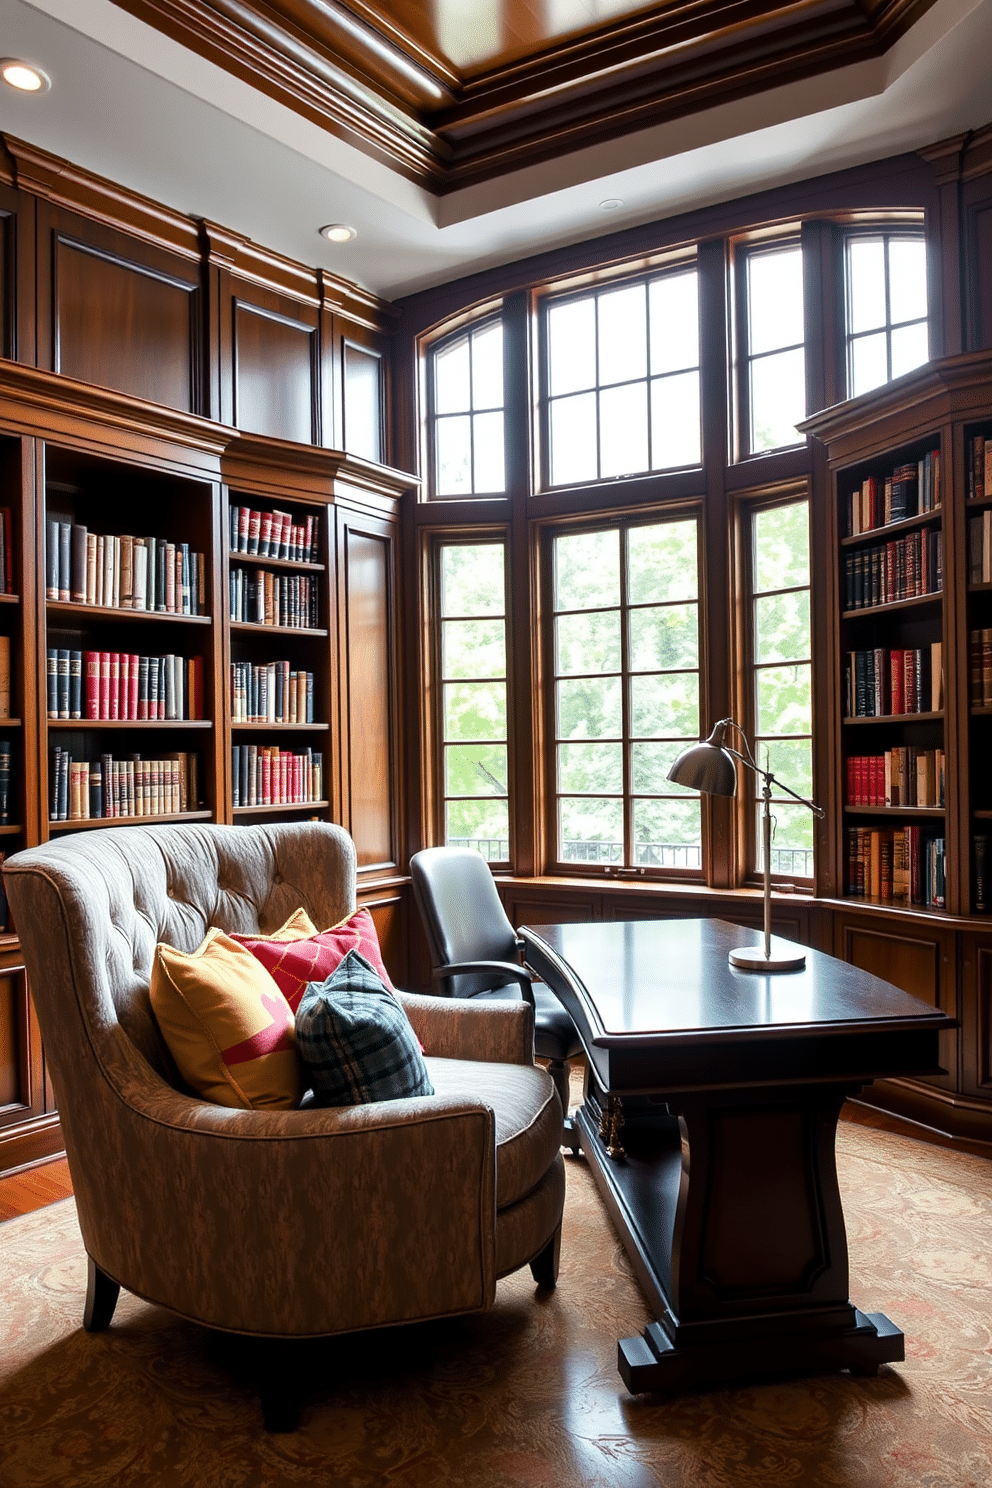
[[519, 917, 955, 1394]]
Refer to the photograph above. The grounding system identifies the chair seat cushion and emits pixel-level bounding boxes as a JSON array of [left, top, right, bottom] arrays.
[[424, 1057, 562, 1210], [471, 984, 584, 1062]]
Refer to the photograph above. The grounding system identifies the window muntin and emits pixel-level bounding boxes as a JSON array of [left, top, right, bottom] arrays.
[[439, 542, 509, 861], [545, 269, 700, 489], [431, 320, 505, 497], [552, 516, 701, 870], [744, 244, 807, 454], [846, 233, 929, 398], [749, 500, 813, 879]]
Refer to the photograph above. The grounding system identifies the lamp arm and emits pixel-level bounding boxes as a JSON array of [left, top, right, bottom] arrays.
[[711, 718, 824, 818]]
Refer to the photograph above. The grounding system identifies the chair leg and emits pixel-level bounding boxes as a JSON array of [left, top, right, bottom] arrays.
[[547, 1058, 582, 1153], [83, 1255, 120, 1332], [530, 1223, 562, 1290]]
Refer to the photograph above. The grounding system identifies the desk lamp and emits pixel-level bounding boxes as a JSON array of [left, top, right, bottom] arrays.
[[667, 717, 824, 972]]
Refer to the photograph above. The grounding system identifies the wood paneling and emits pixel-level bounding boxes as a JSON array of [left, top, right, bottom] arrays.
[[339, 514, 397, 870], [234, 303, 318, 445], [0, 960, 43, 1126], [53, 238, 198, 412], [342, 341, 384, 464]]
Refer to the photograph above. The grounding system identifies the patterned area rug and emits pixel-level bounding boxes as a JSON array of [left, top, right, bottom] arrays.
[[1, 1122, 991, 1488]]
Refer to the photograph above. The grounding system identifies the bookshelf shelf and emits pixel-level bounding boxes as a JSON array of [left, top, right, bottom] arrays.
[[843, 805, 945, 818], [233, 800, 330, 818], [839, 508, 942, 545], [230, 622, 329, 638], [231, 721, 329, 732], [46, 601, 211, 627], [0, 592, 19, 606], [0, 823, 22, 836], [46, 719, 213, 730], [843, 711, 942, 725], [230, 553, 325, 574], [48, 810, 213, 833], [842, 592, 942, 620]]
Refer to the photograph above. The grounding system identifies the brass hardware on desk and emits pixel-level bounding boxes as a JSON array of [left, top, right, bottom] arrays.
[[600, 1094, 626, 1160]]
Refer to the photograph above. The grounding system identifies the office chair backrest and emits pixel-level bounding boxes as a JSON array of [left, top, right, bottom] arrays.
[[410, 846, 520, 998]]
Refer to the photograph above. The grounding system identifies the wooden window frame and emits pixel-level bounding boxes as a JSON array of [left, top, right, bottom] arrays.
[[732, 234, 807, 463], [842, 225, 929, 398], [425, 314, 507, 501]]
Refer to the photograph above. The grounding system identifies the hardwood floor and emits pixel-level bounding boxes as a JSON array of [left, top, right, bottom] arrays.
[[0, 1157, 73, 1222]]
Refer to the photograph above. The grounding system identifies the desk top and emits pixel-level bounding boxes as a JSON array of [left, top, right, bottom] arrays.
[[520, 918, 953, 1092]]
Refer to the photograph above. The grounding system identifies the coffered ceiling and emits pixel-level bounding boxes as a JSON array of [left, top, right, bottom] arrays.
[[3, 0, 992, 297]]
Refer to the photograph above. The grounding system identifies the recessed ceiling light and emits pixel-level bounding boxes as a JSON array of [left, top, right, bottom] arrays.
[[1, 59, 51, 94], [319, 224, 357, 244], [599, 198, 624, 212]]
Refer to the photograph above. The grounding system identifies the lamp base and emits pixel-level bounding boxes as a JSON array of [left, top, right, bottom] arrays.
[[728, 943, 807, 973]]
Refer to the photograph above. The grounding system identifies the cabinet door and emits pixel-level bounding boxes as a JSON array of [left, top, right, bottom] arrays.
[[0, 957, 62, 1174], [960, 931, 992, 1098], [835, 910, 957, 1090]]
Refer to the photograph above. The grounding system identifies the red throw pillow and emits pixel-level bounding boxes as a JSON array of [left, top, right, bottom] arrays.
[[232, 907, 395, 1013]]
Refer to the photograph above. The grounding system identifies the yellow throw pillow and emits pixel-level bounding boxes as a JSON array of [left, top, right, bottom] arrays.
[[150, 927, 301, 1110]]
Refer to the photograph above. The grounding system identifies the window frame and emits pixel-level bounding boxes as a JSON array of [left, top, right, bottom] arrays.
[[842, 226, 929, 399], [540, 505, 705, 881], [425, 313, 507, 501], [537, 261, 702, 494], [734, 486, 815, 888], [733, 234, 809, 462], [426, 530, 513, 867]]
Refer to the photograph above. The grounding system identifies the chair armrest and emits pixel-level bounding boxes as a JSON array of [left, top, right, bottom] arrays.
[[396, 989, 534, 1066], [431, 959, 535, 1007]]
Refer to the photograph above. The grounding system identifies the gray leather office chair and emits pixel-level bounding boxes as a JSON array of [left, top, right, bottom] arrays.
[[410, 846, 582, 1151]]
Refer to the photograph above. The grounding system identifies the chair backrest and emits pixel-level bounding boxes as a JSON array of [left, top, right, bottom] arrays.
[[410, 846, 520, 998]]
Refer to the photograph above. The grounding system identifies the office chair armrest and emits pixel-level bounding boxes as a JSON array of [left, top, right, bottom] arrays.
[[431, 959, 535, 1006], [396, 989, 534, 1065]]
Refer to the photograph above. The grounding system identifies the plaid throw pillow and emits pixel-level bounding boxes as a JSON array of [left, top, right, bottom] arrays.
[[296, 950, 434, 1108]]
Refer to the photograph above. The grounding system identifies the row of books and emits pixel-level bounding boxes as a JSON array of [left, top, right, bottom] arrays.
[[231, 745, 324, 807], [846, 451, 941, 536], [844, 645, 943, 717], [46, 521, 207, 615], [231, 663, 315, 724], [976, 835, 991, 913], [967, 509, 992, 584], [967, 432, 992, 502], [0, 508, 14, 594], [229, 505, 320, 564], [968, 630, 992, 706], [842, 528, 941, 610], [845, 748, 945, 808], [46, 650, 205, 721], [229, 568, 320, 629], [50, 749, 201, 821], [0, 740, 12, 825], [846, 825, 945, 906]]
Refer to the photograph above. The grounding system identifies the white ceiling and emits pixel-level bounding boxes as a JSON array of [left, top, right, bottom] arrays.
[[3, 0, 992, 300]]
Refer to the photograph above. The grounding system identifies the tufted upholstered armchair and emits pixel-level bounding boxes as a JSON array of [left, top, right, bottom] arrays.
[[4, 821, 565, 1429]]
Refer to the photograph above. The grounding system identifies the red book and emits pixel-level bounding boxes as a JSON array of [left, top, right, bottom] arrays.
[[119, 654, 130, 720], [237, 505, 249, 552], [99, 652, 111, 720], [890, 650, 903, 715], [109, 653, 120, 721], [259, 511, 273, 557], [129, 654, 140, 720], [84, 650, 100, 720]]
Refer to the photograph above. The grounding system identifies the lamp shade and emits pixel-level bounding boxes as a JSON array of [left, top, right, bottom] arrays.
[[667, 725, 738, 796]]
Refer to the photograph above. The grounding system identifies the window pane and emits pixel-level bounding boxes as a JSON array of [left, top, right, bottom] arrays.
[[848, 239, 886, 333], [649, 271, 698, 374], [889, 239, 928, 324], [436, 415, 472, 495], [472, 410, 505, 493], [757, 801, 814, 877], [445, 743, 508, 796], [651, 370, 701, 470], [752, 737, 813, 799], [749, 247, 804, 354], [555, 610, 621, 675], [632, 739, 698, 792], [629, 604, 698, 670], [633, 797, 701, 869], [471, 322, 503, 409], [550, 391, 598, 486], [600, 381, 648, 477], [559, 797, 623, 865], [435, 335, 471, 414], [891, 322, 929, 380], [555, 529, 619, 609], [549, 297, 596, 396], [557, 676, 622, 738], [598, 283, 647, 386], [558, 741, 623, 793], [446, 798, 509, 861], [628, 520, 697, 603], [754, 591, 811, 664], [850, 332, 888, 397], [444, 681, 507, 740], [442, 618, 506, 679], [750, 348, 806, 450], [755, 661, 812, 737], [442, 545, 504, 615], [630, 673, 699, 737], [754, 503, 810, 590]]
